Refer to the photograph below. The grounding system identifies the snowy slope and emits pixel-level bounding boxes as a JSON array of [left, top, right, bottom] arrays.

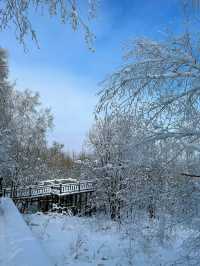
[[0, 198, 53, 266]]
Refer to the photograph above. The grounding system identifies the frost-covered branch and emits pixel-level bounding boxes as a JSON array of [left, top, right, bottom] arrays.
[[0, 0, 97, 49]]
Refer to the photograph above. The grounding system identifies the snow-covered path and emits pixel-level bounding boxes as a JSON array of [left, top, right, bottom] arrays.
[[0, 198, 53, 266]]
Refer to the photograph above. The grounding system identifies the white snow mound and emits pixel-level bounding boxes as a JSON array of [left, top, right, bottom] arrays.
[[0, 197, 53, 266]]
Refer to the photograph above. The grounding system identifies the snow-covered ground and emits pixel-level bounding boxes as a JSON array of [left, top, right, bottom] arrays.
[[0, 198, 53, 266], [23, 212, 197, 266], [24, 213, 126, 266], [0, 197, 198, 266]]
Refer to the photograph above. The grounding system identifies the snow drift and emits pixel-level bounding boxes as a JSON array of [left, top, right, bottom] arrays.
[[0, 197, 53, 266]]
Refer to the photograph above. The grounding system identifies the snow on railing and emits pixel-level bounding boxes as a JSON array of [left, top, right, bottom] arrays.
[[1, 181, 94, 199], [61, 181, 94, 194]]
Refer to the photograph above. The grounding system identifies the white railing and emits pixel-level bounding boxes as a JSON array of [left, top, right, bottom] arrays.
[[2, 181, 94, 199], [61, 183, 79, 193], [60, 181, 94, 194]]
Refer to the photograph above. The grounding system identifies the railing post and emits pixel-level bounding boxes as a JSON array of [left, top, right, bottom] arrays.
[[59, 184, 62, 195], [78, 181, 80, 192]]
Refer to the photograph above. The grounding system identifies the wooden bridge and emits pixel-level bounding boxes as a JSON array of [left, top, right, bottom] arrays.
[[0, 179, 95, 214]]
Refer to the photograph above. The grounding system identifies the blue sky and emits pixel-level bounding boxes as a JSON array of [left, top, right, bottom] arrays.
[[1, 0, 183, 152]]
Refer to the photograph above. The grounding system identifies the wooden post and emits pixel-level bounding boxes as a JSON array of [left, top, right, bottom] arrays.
[[10, 181, 14, 198], [0, 177, 3, 198], [72, 194, 75, 207], [29, 187, 32, 197], [57, 184, 62, 210], [79, 193, 82, 214], [25, 199, 29, 213], [85, 192, 88, 215], [38, 199, 41, 211], [51, 193, 54, 208], [44, 197, 49, 212], [13, 185, 16, 198], [69, 194, 73, 207], [73, 194, 78, 215]]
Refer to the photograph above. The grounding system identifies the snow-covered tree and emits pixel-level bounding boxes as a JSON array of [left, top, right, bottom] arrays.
[[97, 31, 200, 175], [0, 49, 15, 183], [87, 113, 136, 219], [10, 89, 53, 185], [0, 49, 54, 186], [91, 29, 200, 255]]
